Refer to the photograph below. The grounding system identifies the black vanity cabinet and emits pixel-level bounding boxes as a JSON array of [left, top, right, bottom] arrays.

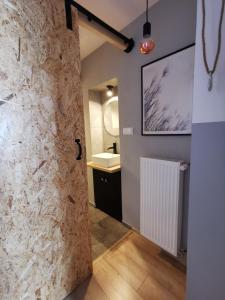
[[93, 169, 122, 222]]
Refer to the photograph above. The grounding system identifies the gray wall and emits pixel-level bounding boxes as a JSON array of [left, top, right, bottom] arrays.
[[187, 122, 225, 300], [82, 0, 196, 247], [187, 1, 225, 299]]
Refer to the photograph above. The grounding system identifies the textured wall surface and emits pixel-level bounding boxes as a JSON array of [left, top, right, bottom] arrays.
[[0, 1, 92, 299]]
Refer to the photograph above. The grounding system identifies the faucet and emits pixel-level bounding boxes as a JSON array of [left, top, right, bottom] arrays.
[[107, 142, 117, 154]]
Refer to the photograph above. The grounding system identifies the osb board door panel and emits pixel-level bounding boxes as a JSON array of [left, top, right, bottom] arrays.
[[0, 1, 92, 300]]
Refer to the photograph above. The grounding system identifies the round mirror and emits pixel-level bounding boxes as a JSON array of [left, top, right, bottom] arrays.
[[103, 96, 119, 136]]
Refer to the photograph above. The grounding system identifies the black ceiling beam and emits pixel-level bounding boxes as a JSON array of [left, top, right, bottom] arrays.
[[64, 0, 134, 53]]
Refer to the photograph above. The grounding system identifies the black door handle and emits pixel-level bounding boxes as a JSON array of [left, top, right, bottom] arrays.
[[75, 139, 82, 160]]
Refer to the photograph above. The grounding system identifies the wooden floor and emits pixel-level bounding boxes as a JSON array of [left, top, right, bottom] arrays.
[[66, 231, 186, 300]]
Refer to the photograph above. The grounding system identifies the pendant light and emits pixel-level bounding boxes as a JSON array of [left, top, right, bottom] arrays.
[[106, 85, 114, 97], [139, 0, 155, 54]]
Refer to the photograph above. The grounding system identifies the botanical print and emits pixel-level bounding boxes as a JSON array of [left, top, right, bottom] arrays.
[[142, 46, 195, 135]]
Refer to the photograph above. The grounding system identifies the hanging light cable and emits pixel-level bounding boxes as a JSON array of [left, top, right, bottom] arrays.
[[139, 0, 155, 54]]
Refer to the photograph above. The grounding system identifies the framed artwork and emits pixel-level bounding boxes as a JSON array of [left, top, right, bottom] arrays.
[[141, 44, 195, 136]]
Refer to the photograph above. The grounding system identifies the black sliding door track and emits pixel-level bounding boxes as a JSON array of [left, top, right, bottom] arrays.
[[65, 0, 134, 53]]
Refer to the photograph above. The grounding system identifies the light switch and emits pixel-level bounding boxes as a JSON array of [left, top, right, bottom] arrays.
[[123, 128, 134, 136]]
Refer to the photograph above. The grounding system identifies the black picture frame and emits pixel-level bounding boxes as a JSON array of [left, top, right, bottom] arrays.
[[141, 44, 195, 136]]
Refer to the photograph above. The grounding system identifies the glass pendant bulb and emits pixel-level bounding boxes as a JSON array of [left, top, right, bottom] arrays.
[[139, 38, 155, 54], [139, 1, 155, 55]]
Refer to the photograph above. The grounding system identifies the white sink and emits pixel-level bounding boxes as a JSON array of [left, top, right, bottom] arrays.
[[92, 153, 120, 168]]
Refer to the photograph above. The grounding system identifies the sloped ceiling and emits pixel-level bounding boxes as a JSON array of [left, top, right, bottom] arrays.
[[76, 0, 159, 60]]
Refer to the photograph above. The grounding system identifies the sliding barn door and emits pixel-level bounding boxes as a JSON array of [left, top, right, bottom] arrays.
[[0, 1, 91, 299]]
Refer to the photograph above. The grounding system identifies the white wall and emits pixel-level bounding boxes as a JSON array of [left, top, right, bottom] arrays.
[[89, 91, 104, 154], [192, 0, 225, 124]]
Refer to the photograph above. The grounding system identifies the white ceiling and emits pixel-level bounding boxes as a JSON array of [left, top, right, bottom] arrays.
[[91, 77, 119, 92], [76, 0, 158, 60]]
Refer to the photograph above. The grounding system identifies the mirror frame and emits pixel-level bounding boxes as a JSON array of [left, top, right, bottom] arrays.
[[103, 96, 119, 137]]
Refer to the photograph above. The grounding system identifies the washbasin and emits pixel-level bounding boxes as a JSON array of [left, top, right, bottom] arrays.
[[92, 152, 120, 168]]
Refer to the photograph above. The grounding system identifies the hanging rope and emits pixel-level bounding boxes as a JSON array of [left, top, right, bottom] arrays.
[[201, 0, 225, 90]]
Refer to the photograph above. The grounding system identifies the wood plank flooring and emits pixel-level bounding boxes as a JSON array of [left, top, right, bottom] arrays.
[[65, 231, 186, 300]]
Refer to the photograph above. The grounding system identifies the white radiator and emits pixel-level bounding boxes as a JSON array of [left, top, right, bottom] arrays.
[[140, 157, 187, 256]]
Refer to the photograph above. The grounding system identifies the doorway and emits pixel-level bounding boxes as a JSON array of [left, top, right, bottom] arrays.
[[84, 78, 130, 260]]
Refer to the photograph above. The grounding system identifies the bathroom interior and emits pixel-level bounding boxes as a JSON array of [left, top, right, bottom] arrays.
[[86, 78, 131, 260], [1, 0, 225, 299]]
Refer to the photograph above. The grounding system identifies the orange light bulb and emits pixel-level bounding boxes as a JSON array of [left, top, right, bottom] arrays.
[[139, 39, 155, 54]]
